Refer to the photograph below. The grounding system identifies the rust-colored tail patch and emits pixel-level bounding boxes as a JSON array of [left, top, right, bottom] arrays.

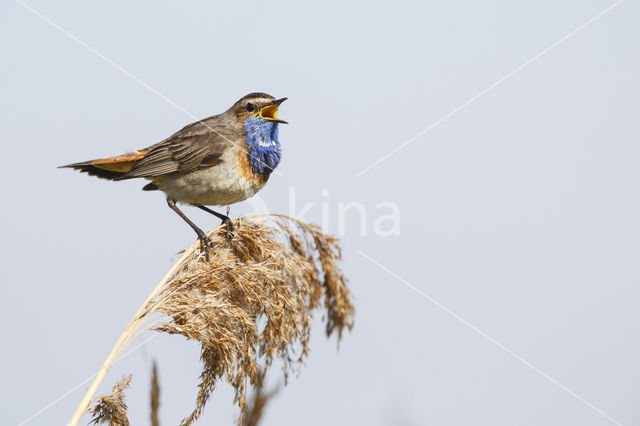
[[88, 150, 148, 172], [59, 150, 148, 181]]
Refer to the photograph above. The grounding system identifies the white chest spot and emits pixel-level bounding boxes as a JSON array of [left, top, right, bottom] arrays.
[[258, 138, 277, 148]]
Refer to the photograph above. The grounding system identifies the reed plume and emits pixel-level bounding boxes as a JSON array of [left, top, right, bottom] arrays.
[[89, 375, 132, 426], [71, 214, 354, 425]]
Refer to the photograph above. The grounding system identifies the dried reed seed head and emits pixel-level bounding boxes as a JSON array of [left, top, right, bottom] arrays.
[[149, 214, 354, 425], [89, 375, 132, 426]]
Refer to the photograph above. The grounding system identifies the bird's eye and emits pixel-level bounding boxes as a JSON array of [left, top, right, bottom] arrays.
[[245, 103, 255, 112]]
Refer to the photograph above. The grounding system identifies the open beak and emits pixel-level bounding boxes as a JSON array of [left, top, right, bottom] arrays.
[[259, 97, 288, 124]]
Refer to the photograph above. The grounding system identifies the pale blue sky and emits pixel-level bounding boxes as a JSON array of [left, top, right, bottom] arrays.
[[2, 1, 639, 425]]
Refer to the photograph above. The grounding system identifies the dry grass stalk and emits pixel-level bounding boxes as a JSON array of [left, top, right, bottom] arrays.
[[89, 375, 132, 426], [69, 214, 354, 426], [150, 361, 160, 426]]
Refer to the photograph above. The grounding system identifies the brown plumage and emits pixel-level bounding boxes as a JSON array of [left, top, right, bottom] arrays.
[[60, 120, 233, 182]]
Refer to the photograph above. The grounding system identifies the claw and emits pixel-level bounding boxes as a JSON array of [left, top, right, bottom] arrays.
[[222, 218, 235, 240], [197, 232, 212, 261]]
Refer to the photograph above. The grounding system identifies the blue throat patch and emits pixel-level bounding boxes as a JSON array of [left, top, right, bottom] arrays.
[[243, 117, 282, 176]]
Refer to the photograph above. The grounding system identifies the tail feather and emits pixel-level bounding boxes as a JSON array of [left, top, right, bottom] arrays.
[[59, 161, 127, 180], [59, 150, 148, 181]]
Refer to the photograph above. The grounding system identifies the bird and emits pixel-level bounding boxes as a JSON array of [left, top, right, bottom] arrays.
[[60, 92, 287, 256]]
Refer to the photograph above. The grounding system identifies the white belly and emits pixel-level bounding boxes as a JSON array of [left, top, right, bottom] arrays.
[[151, 149, 268, 206]]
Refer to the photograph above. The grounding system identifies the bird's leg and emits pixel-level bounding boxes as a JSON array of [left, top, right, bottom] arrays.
[[197, 205, 234, 235], [166, 198, 212, 258]]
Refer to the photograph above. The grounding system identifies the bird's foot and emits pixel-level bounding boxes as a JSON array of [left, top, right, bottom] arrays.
[[222, 217, 235, 240], [197, 231, 213, 261]]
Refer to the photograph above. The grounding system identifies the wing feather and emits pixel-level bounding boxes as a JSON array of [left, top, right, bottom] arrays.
[[117, 124, 234, 179]]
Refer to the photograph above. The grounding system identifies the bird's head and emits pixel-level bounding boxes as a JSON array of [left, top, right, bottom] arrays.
[[231, 93, 286, 175], [230, 92, 288, 125]]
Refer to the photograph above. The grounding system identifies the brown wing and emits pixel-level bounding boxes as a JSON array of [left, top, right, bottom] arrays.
[[116, 122, 234, 180], [60, 116, 236, 181]]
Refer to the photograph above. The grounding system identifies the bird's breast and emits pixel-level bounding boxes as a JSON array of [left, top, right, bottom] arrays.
[[237, 148, 270, 187]]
